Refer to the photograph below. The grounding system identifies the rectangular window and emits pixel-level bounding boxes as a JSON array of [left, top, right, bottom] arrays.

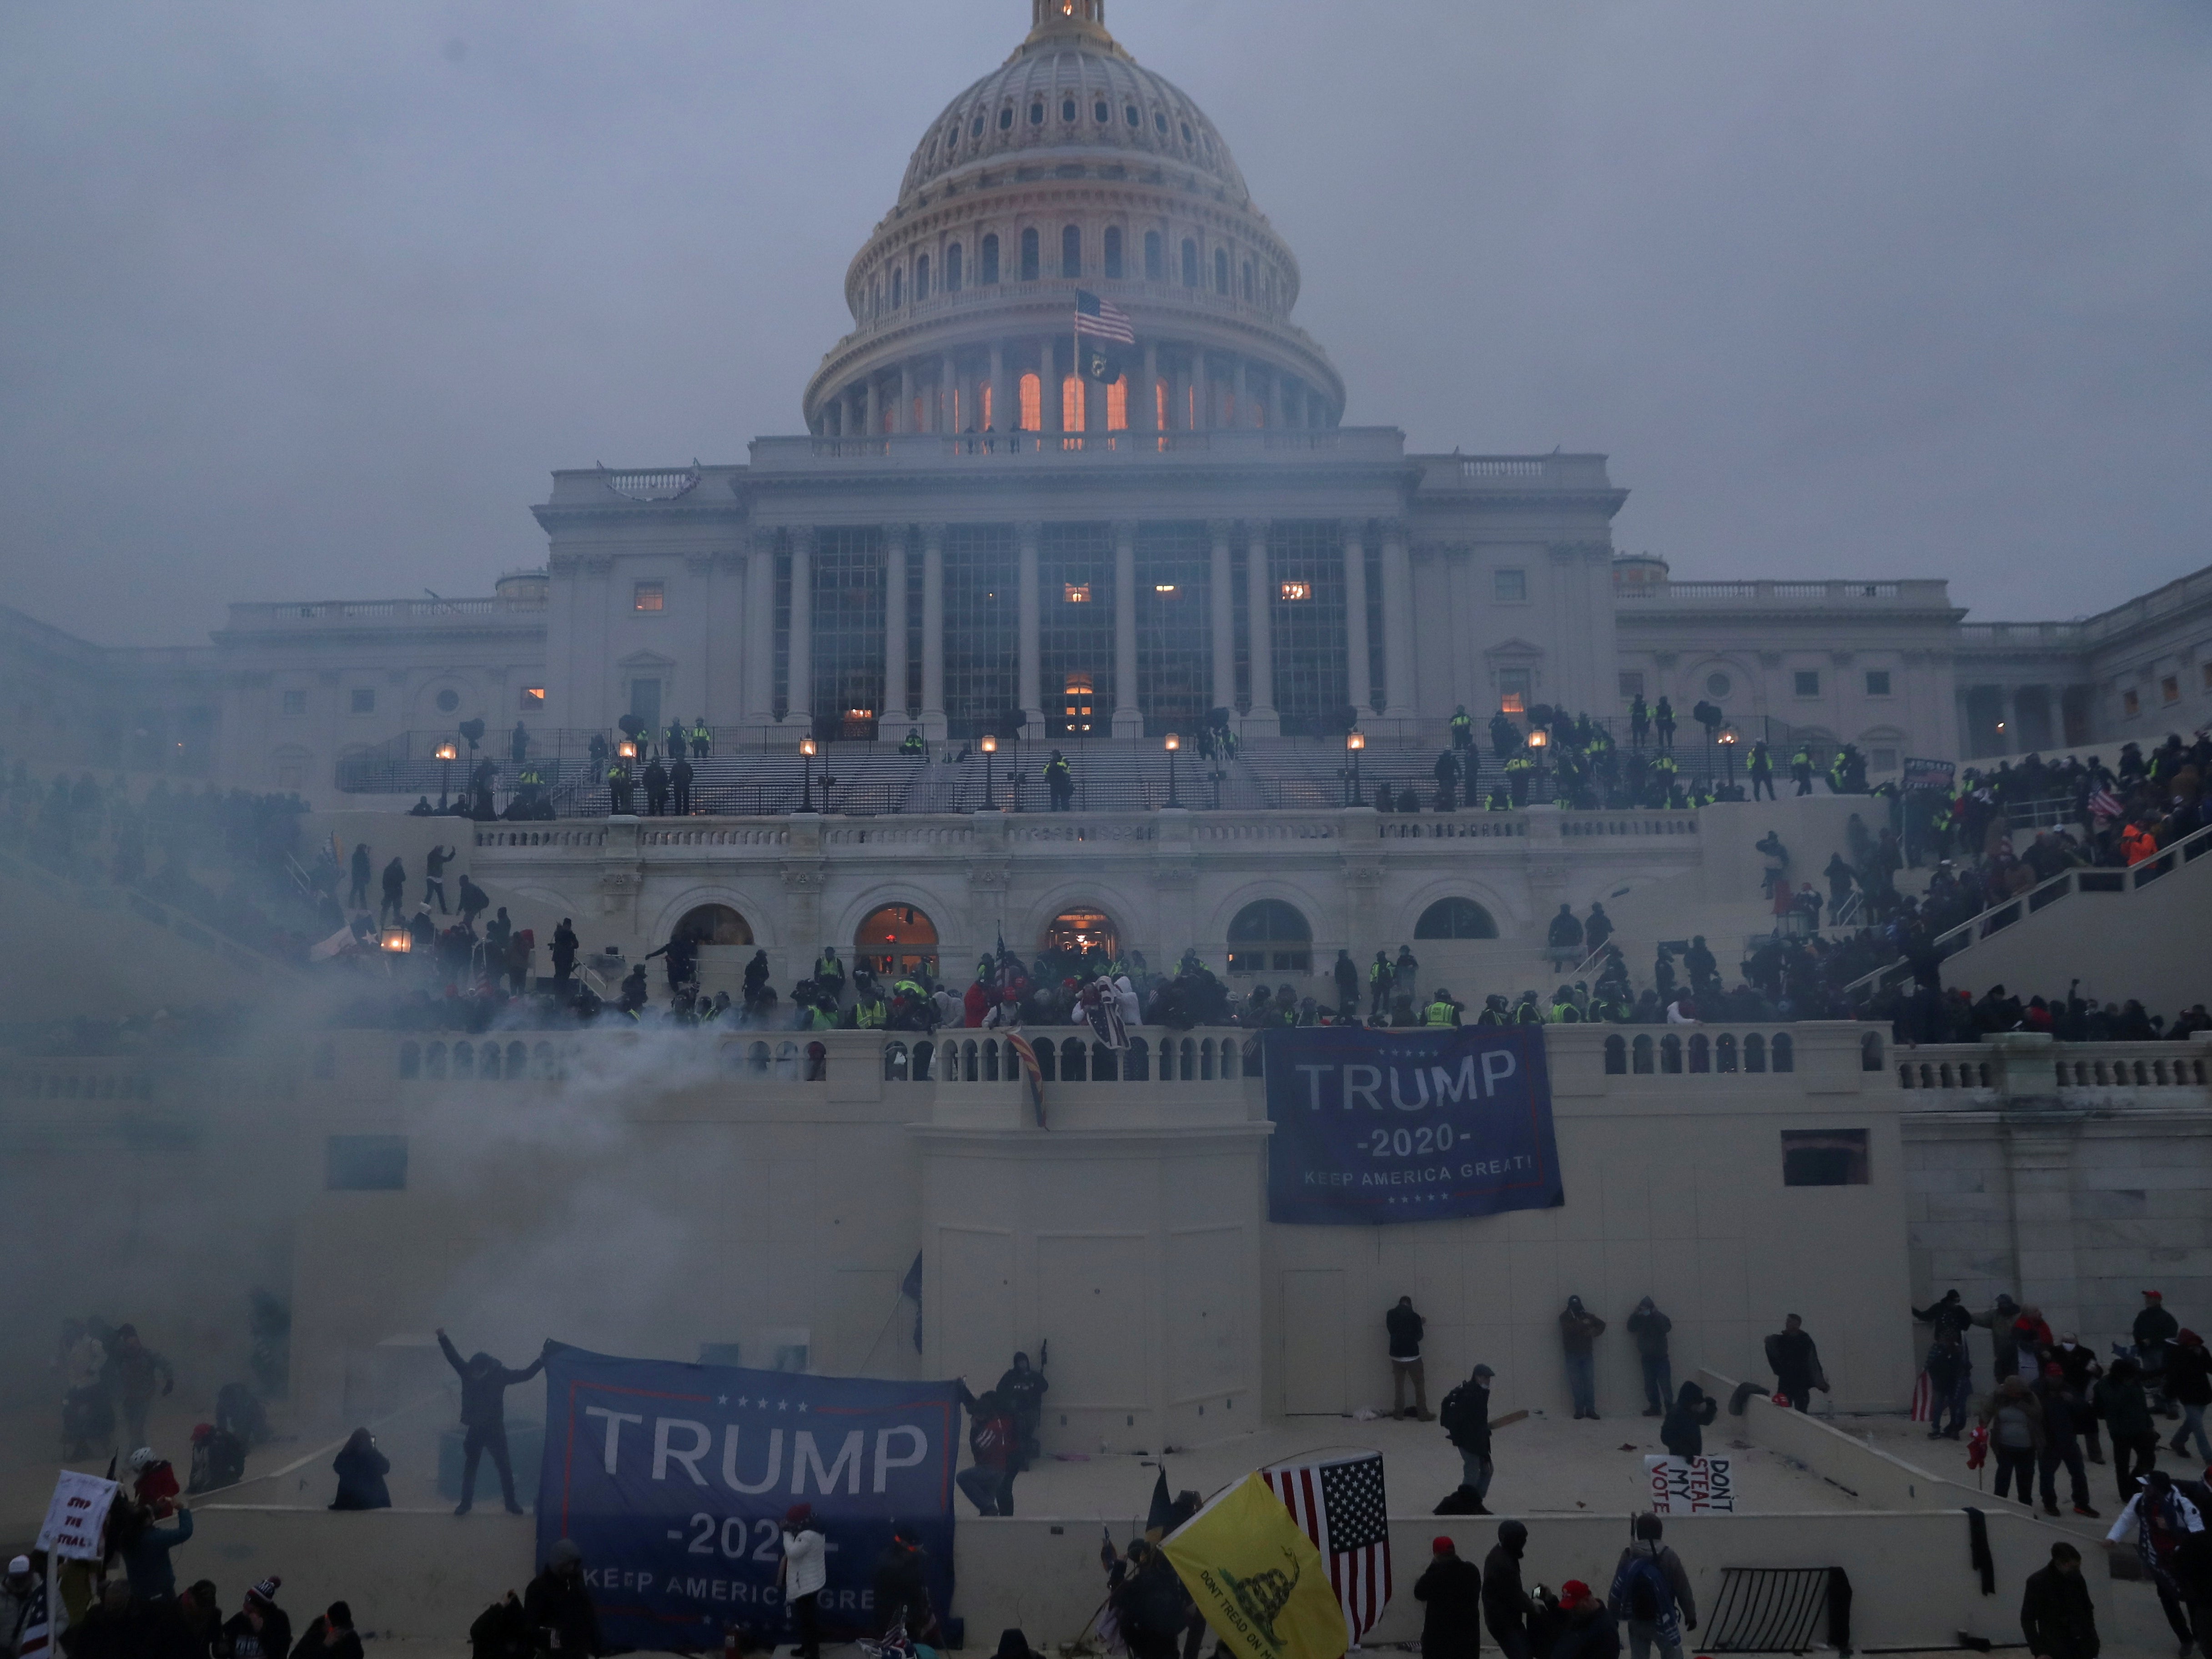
[[1498, 668, 1531, 714], [2162, 675, 2181, 705], [1781, 1129, 1869, 1187], [281, 689, 307, 716], [1794, 670, 1820, 697], [1063, 583, 1091, 603], [1279, 581, 1311, 602], [2123, 688, 2141, 718], [1267, 522, 1349, 735], [326, 1134, 408, 1191], [1619, 671, 1644, 699], [942, 524, 1019, 740], [1039, 523, 1114, 737], [811, 527, 885, 740], [1493, 569, 1526, 602], [349, 687, 376, 714], [1865, 670, 1892, 697], [633, 582, 665, 612], [1136, 523, 1209, 733], [520, 686, 546, 709]]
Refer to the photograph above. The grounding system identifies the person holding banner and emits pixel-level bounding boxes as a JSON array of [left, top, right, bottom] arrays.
[[436, 1329, 548, 1517]]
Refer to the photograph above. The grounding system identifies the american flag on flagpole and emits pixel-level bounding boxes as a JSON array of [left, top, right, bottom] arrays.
[[1074, 289, 1136, 345], [1261, 1452, 1392, 1644]]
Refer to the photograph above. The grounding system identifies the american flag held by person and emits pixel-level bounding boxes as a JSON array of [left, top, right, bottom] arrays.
[[2088, 785, 2124, 821], [1261, 1451, 1392, 1643], [1074, 289, 1136, 345]]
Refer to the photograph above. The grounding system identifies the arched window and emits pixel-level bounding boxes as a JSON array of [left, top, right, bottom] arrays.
[[1104, 227, 1123, 279], [1745, 1033, 1767, 1073], [980, 234, 1000, 285], [1773, 1033, 1795, 1073], [1061, 96, 1077, 122], [1044, 910, 1119, 960], [1181, 239, 1199, 288], [1414, 898, 1498, 940], [675, 904, 753, 946], [915, 255, 930, 302], [912, 1040, 934, 1081], [507, 1041, 528, 1078], [1715, 1034, 1738, 1073], [1214, 249, 1229, 294], [1030, 100, 1045, 126], [1242, 260, 1254, 301], [1035, 1041, 1056, 1081], [1093, 1044, 1118, 1081], [1061, 1037, 1088, 1081], [1126, 1036, 1150, 1081], [946, 243, 963, 292], [1094, 98, 1109, 124], [1021, 228, 1041, 282], [1227, 900, 1312, 975], [1688, 1034, 1709, 1073], [1125, 103, 1140, 128], [1145, 231, 1163, 281], [1062, 225, 1082, 279], [983, 1040, 1000, 1082], [1632, 1035, 1654, 1075], [1659, 1035, 1682, 1075], [884, 1042, 909, 1081], [1020, 372, 1041, 429], [857, 904, 937, 979], [1000, 106, 1014, 131], [891, 267, 904, 309], [1604, 1035, 1626, 1075]]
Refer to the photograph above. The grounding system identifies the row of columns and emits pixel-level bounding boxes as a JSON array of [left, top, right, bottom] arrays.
[[752, 519, 1413, 737], [820, 339, 1328, 437]]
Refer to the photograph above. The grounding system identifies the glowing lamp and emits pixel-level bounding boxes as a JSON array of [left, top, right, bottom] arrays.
[[617, 740, 637, 759], [800, 736, 817, 758], [433, 742, 458, 762], [980, 734, 997, 754], [1345, 731, 1365, 753], [380, 925, 411, 954], [1527, 729, 1548, 749], [1164, 733, 1180, 752]]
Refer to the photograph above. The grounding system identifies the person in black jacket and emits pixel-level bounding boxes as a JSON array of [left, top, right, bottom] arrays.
[[871, 1529, 940, 1644], [1415, 1536, 1484, 1659], [328, 1428, 390, 1511], [468, 1593, 531, 1659], [437, 1329, 549, 1516], [221, 1578, 291, 1659], [523, 1541, 598, 1658], [1440, 1366, 1496, 1513], [1389, 1297, 1432, 1421], [2165, 1329, 2212, 1463], [1482, 1521, 1540, 1659], [1659, 1382, 1718, 1460], [1625, 1299, 1672, 1418], [2020, 1542, 2098, 1659], [1765, 1316, 1822, 1412], [289, 1601, 364, 1659]]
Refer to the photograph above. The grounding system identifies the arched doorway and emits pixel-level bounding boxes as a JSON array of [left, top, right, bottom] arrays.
[[1043, 909, 1119, 963], [1227, 899, 1311, 975], [1413, 898, 1498, 940], [857, 904, 938, 978], [674, 904, 753, 946]]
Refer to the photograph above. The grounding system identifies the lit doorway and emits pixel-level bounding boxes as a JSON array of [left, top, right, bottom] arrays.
[[856, 904, 938, 978], [1043, 909, 1119, 960]]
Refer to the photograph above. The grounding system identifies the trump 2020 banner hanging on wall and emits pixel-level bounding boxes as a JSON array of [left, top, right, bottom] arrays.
[[536, 1343, 962, 1653], [1262, 1027, 1563, 1225]]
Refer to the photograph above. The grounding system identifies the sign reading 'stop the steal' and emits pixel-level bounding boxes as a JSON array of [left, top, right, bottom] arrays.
[[1261, 1027, 1564, 1225]]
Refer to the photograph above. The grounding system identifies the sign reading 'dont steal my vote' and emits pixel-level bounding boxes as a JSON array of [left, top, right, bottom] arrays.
[[1262, 1027, 1564, 1225], [537, 1344, 962, 1654]]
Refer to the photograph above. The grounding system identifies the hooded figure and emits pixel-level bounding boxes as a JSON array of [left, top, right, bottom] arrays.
[[1414, 1537, 1484, 1659], [524, 1540, 600, 1659], [330, 1428, 391, 1511], [1559, 1297, 1607, 1420], [995, 1352, 1050, 1468], [437, 1329, 549, 1516], [1660, 1382, 1718, 1460], [1482, 1521, 1540, 1656]]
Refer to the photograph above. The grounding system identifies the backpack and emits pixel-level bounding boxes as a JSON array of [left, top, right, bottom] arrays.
[[1618, 1553, 1671, 1624], [1438, 1385, 1472, 1438]]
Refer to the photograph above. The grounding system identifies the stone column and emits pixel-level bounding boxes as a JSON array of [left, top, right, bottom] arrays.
[[1207, 519, 1236, 716], [1244, 521, 1278, 734], [884, 525, 909, 727], [1380, 519, 1414, 727], [898, 363, 913, 435], [2006, 686, 2026, 755], [787, 527, 814, 731], [1274, 372, 1290, 432], [1043, 340, 1062, 436], [988, 342, 1007, 436], [1342, 520, 1373, 715], [746, 529, 778, 727], [941, 352, 956, 434], [920, 523, 947, 740], [1018, 520, 1044, 734], [1234, 358, 1249, 427], [1112, 521, 1141, 736], [1141, 341, 1160, 432]]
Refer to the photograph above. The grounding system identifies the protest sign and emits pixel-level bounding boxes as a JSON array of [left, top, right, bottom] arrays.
[[1644, 1455, 1735, 1514], [35, 1471, 119, 1561]]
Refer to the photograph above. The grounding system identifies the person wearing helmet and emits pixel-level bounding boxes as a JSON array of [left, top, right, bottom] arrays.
[[1476, 995, 1510, 1028], [1425, 990, 1462, 1027]]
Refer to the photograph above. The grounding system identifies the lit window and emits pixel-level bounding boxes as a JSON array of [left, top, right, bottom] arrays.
[[520, 686, 546, 709], [2123, 689, 2141, 717], [2163, 675, 2181, 705], [1499, 668, 1531, 714], [282, 689, 307, 716], [634, 582, 665, 612], [350, 688, 376, 714], [1062, 674, 1094, 732], [1494, 569, 1526, 602], [1063, 583, 1092, 603], [1154, 583, 1177, 594], [1865, 670, 1891, 696], [1062, 374, 1084, 432], [1618, 672, 1644, 699], [1106, 376, 1127, 430], [1279, 581, 1311, 602], [1795, 670, 1820, 697], [1020, 372, 1041, 430]]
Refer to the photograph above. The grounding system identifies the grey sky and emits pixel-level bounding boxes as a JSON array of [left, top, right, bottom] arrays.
[[2, 1, 2207, 645]]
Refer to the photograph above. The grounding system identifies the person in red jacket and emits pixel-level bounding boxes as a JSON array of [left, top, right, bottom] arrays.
[[955, 1388, 1018, 1516], [963, 977, 990, 1027]]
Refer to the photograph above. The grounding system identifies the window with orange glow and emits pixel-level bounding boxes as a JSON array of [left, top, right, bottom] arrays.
[[1063, 584, 1091, 603], [980, 383, 994, 430], [1062, 376, 1084, 432], [1106, 376, 1127, 431], [1278, 581, 1311, 602], [1155, 381, 1168, 430], [1020, 373, 1041, 431], [1062, 674, 1095, 732]]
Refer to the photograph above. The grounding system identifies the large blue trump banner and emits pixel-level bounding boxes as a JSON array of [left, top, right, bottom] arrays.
[[1263, 1026, 1564, 1224], [535, 1345, 961, 1652]]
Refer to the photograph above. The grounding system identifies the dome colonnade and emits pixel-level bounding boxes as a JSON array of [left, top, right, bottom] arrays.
[[802, 0, 1344, 442]]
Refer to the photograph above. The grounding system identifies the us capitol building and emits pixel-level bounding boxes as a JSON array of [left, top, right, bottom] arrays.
[[9, 0, 2211, 805]]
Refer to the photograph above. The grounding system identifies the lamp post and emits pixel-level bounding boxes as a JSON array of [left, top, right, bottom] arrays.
[[1717, 726, 1739, 797], [1344, 729, 1365, 806], [434, 740, 458, 811], [799, 735, 819, 811], [980, 734, 998, 810], [1164, 732, 1182, 807], [1527, 726, 1549, 800]]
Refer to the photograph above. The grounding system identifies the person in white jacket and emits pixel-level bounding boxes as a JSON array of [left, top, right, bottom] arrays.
[[780, 1502, 828, 1659]]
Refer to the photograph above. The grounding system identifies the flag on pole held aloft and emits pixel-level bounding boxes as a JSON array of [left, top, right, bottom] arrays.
[[1161, 1474, 1348, 1659], [1261, 1452, 1392, 1643], [1006, 1031, 1046, 1126], [1075, 290, 1133, 383]]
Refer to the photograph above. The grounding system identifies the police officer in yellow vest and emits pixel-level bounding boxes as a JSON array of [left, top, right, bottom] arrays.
[[1424, 989, 1462, 1027], [690, 719, 712, 759], [850, 990, 889, 1029], [1790, 746, 1815, 796], [1449, 706, 1473, 751]]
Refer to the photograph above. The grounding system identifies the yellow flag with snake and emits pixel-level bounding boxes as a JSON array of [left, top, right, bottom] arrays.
[[1161, 1474, 1348, 1659]]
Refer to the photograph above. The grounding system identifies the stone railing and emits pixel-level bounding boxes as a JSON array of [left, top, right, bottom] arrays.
[[1617, 579, 1949, 607], [1892, 1033, 2212, 1104], [753, 425, 1408, 469], [222, 596, 543, 631], [0, 1060, 158, 1103]]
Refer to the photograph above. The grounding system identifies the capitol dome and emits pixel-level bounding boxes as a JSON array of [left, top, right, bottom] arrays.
[[803, 0, 1343, 439]]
